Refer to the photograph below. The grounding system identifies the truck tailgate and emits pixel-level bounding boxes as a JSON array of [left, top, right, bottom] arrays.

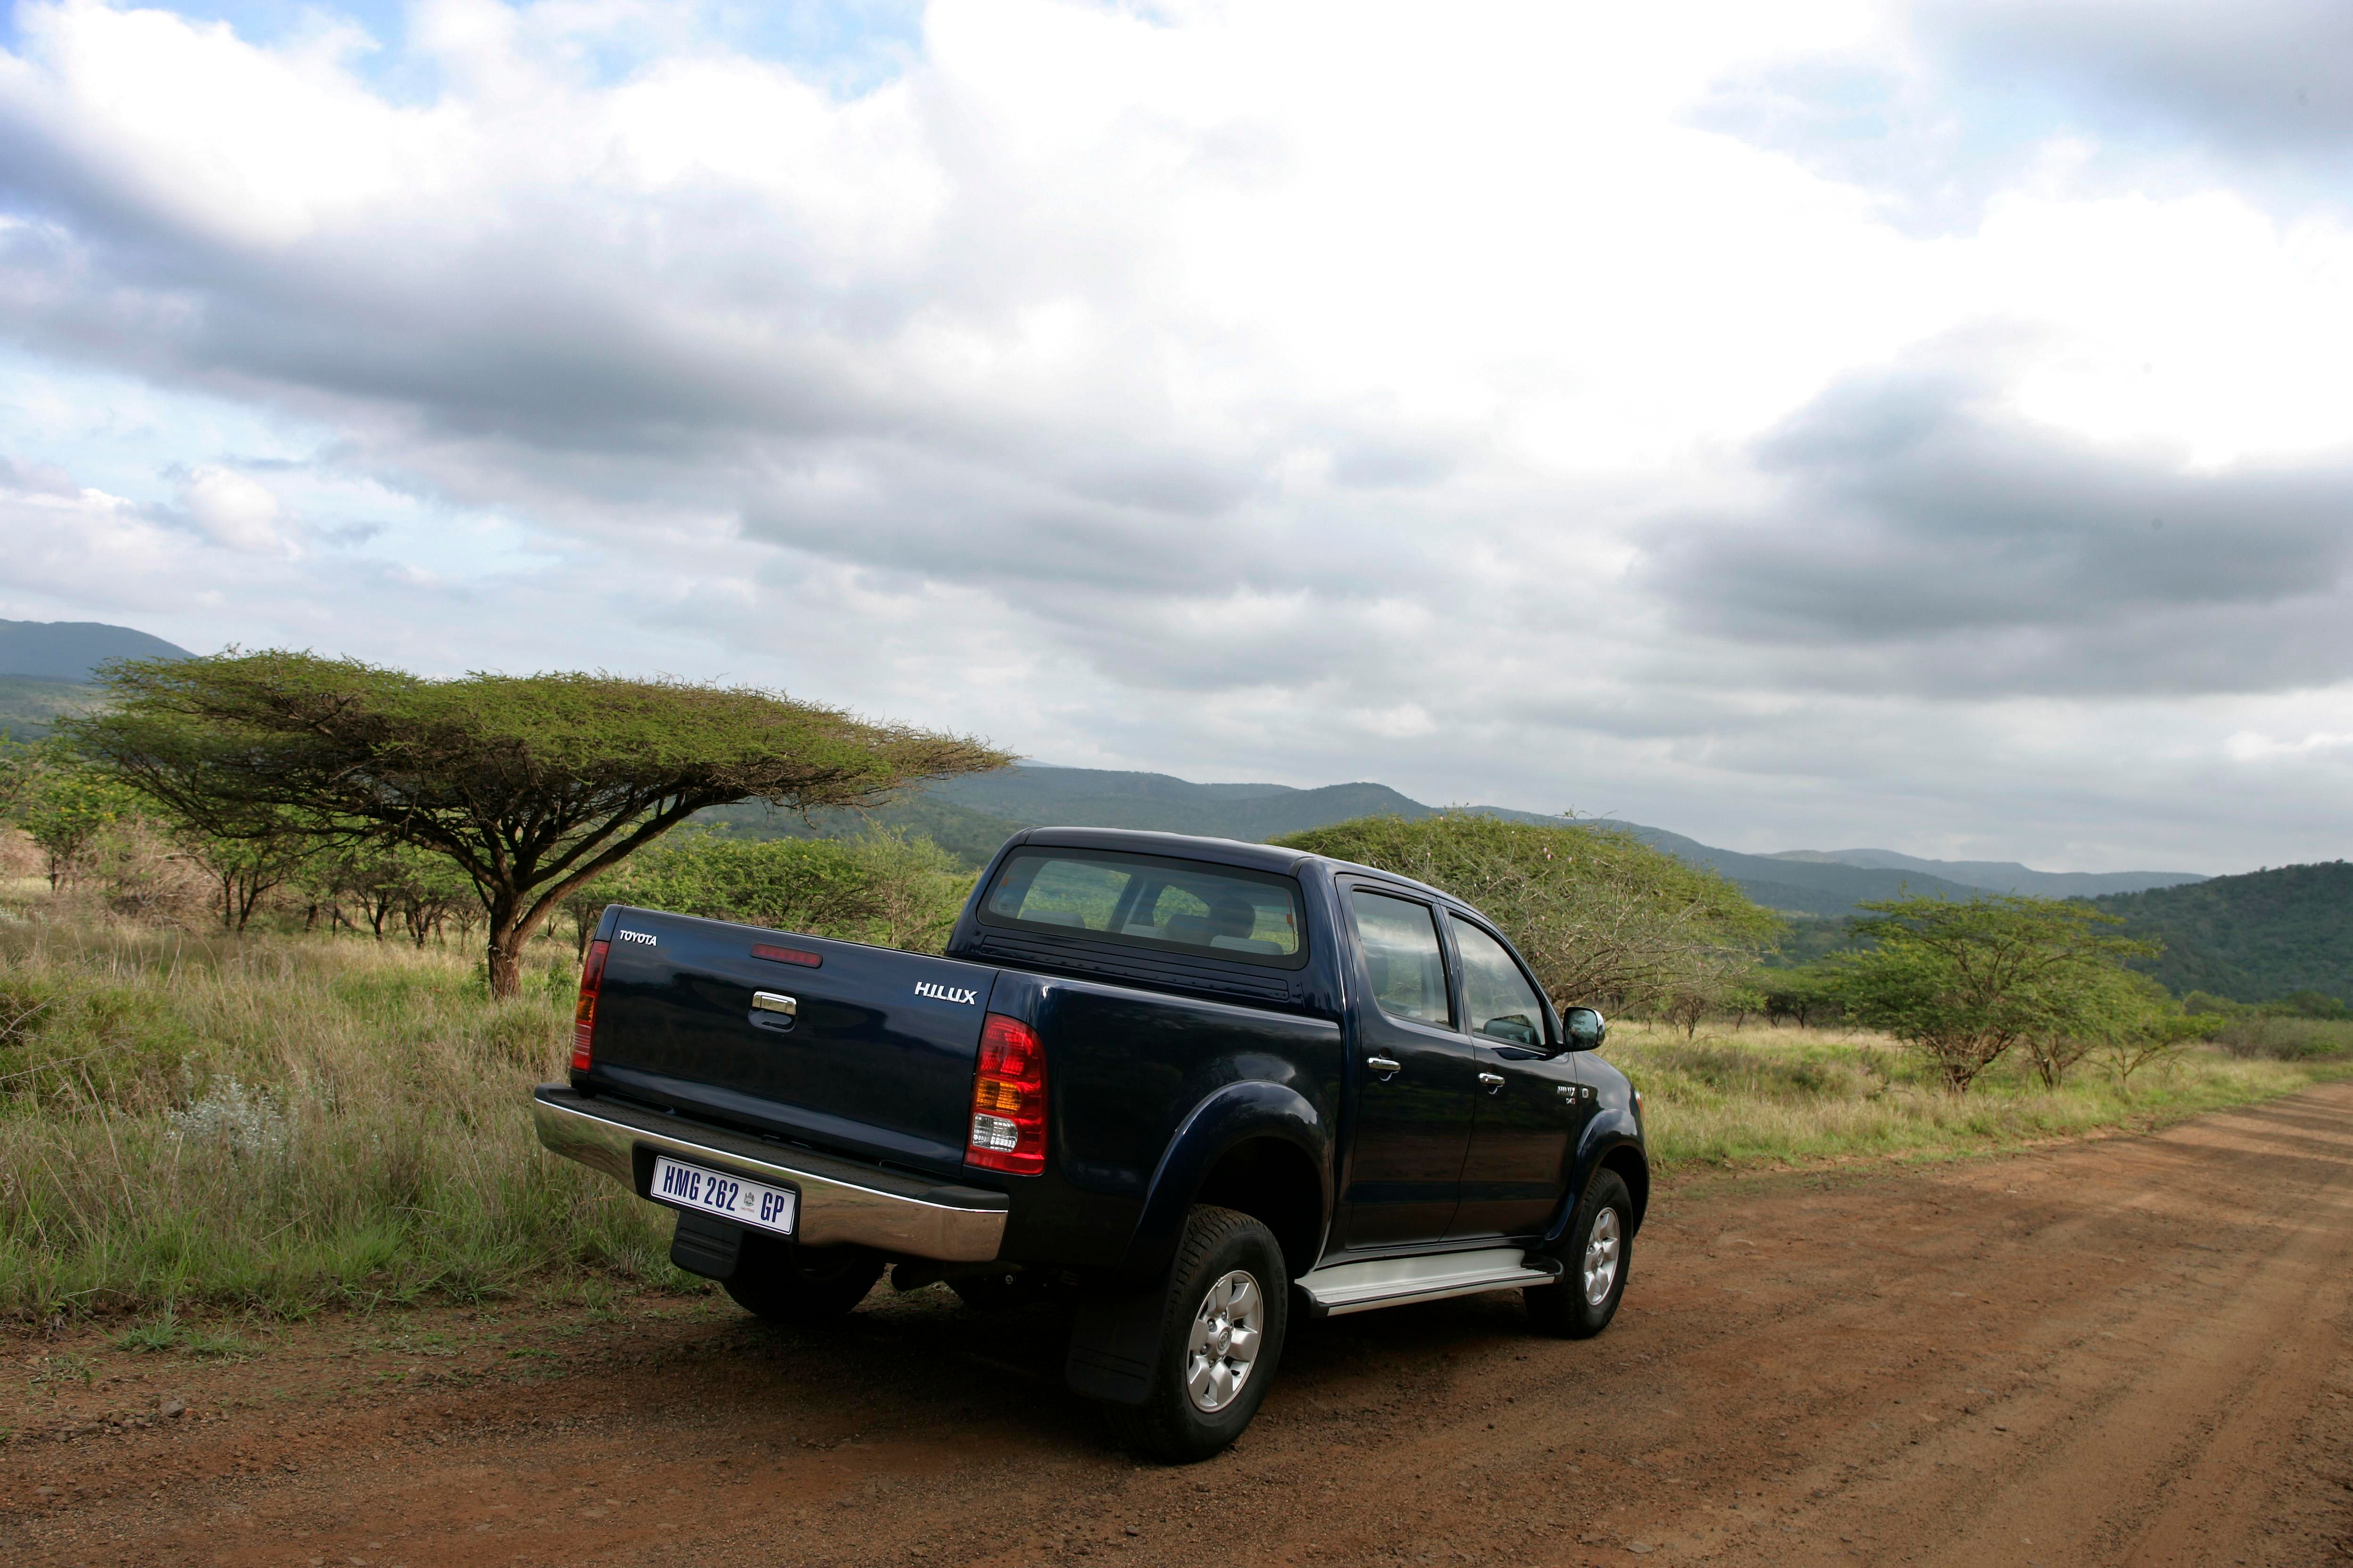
[[586, 906, 1000, 1173]]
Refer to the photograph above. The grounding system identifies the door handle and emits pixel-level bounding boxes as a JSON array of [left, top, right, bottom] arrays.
[[1366, 1055, 1403, 1080], [1478, 1071, 1505, 1093]]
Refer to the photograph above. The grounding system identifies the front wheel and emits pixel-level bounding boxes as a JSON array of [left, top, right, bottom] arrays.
[[1105, 1205, 1289, 1462], [722, 1237, 885, 1323], [1525, 1169, 1632, 1339]]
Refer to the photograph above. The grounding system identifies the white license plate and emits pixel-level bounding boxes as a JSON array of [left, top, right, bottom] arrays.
[[651, 1156, 798, 1236]]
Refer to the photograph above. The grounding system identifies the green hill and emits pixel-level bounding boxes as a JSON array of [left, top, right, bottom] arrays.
[[2095, 862, 2353, 1005], [0, 675, 100, 743]]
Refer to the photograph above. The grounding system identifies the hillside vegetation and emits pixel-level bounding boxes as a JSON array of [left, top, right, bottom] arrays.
[[0, 675, 98, 744], [2096, 861, 2353, 1005]]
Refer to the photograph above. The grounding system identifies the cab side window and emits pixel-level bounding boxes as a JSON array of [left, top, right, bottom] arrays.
[[1350, 890, 1454, 1029], [1450, 918, 1548, 1048]]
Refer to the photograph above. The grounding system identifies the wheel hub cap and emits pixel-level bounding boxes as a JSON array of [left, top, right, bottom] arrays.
[[1582, 1207, 1623, 1307], [1184, 1270, 1264, 1413]]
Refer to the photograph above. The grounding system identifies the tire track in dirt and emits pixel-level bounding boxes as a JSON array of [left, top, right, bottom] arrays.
[[3, 1084, 2349, 1567]]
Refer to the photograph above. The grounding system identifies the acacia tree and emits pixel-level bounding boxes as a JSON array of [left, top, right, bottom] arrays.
[[1831, 895, 2158, 1093], [175, 811, 313, 931], [11, 744, 142, 890], [2087, 972, 2216, 1086], [68, 652, 1011, 995], [1276, 812, 1781, 1014]]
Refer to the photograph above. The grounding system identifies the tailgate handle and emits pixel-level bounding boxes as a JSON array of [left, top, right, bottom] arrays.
[[751, 991, 799, 1018]]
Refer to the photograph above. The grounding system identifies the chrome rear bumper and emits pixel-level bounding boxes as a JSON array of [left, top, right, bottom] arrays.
[[531, 1086, 1008, 1263]]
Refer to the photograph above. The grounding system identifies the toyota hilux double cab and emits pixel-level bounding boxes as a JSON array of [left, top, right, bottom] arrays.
[[534, 827, 1647, 1460]]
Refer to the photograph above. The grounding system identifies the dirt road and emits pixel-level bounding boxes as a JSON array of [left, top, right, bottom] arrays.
[[6, 1084, 2351, 1567]]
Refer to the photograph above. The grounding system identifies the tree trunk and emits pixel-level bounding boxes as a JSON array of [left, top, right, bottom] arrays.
[[484, 888, 538, 999], [487, 931, 525, 997]]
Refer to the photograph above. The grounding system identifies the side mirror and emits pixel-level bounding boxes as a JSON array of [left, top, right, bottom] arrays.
[[1563, 1006, 1607, 1051]]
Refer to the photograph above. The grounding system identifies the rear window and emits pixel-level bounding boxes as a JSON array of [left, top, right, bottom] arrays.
[[977, 849, 1308, 969]]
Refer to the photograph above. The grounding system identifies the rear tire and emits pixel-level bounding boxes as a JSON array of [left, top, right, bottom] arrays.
[[1525, 1169, 1632, 1339], [722, 1238, 884, 1323], [1105, 1206, 1288, 1463]]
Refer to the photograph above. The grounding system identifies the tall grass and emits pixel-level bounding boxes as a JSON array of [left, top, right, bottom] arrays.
[[0, 913, 682, 1319], [1607, 1017, 2347, 1169]]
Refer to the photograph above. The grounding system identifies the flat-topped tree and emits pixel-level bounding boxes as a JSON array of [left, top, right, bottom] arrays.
[[67, 652, 1012, 995]]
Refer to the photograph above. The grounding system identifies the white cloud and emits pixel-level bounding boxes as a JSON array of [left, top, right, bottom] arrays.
[[0, 0, 2348, 871], [177, 464, 295, 552]]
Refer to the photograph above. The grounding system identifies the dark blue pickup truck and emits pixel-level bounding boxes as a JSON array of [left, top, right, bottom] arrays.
[[535, 827, 1648, 1459]]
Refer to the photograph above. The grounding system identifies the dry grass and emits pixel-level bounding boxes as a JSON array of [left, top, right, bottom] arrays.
[[3, 885, 2345, 1320], [0, 907, 684, 1319], [1607, 1016, 2348, 1171]]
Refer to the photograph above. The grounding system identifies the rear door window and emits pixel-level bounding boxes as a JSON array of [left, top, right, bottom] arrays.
[[1350, 890, 1454, 1028], [978, 849, 1307, 968]]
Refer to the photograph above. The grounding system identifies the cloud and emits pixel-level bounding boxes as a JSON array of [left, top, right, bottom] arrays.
[[1929, 0, 2353, 163], [0, 0, 2350, 873], [1642, 355, 2353, 696], [176, 464, 296, 553], [1700, 0, 2353, 235]]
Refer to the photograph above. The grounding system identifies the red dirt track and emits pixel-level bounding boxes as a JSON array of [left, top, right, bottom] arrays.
[[5, 1084, 2351, 1566]]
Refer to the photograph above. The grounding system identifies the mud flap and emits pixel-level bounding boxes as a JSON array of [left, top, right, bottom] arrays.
[[1064, 1275, 1171, 1406], [670, 1211, 746, 1281]]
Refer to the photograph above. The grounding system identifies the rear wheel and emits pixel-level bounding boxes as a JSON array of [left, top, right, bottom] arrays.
[[1525, 1169, 1632, 1339], [1105, 1206, 1288, 1463], [722, 1238, 885, 1323]]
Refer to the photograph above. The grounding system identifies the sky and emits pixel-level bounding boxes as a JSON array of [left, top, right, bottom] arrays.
[[1, 0, 2350, 875]]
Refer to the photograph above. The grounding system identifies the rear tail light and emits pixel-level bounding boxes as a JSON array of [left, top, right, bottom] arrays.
[[965, 1013, 1047, 1175], [572, 939, 609, 1072]]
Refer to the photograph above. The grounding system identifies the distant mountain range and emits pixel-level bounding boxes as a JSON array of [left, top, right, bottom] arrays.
[[0, 620, 193, 742], [699, 763, 2207, 921], [0, 620, 189, 682], [1766, 847, 2197, 898]]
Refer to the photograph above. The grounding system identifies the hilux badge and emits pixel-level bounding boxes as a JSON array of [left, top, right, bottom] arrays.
[[914, 981, 980, 1005]]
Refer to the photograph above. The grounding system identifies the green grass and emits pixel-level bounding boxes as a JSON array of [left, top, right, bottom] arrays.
[[1606, 1018, 2349, 1170], [112, 1306, 256, 1359], [0, 910, 691, 1319]]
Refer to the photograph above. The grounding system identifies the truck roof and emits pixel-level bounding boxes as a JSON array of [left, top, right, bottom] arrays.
[[1008, 826, 1469, 914]]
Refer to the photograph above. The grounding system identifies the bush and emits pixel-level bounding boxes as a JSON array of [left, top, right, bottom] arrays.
[[1275, 813, 1778, 1013], [2210, 1013, 2353, 1062], [1832, 894, 2157, 1093], [610, 829, 974, 953]]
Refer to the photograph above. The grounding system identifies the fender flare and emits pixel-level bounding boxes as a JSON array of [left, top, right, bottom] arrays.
[[1067, 1081, 1330, 1408], [1117, 1079, 1333, 1283], [1541, 1113, 1649, 1252]]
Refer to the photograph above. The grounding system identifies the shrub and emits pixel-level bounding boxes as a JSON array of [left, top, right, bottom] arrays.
[[2210, 1013, 2353, 1062], [1275, 813, 1778, 1013], [608, 829, 974, 953], [1833, 895, 2160, 1093]]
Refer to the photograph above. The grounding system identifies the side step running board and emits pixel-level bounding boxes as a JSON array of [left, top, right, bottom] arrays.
[[1295, 1247, 1561, 1318]]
